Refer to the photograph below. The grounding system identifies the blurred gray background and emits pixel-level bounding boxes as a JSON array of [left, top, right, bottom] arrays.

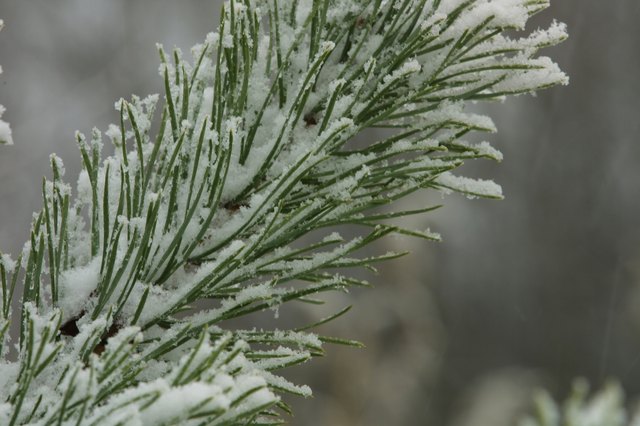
[[1, 1, 639, 425]]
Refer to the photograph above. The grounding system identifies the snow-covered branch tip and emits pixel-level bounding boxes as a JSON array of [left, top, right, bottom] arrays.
[[0, 1, 567, 424]]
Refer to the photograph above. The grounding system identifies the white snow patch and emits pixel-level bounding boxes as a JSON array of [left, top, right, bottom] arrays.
[[0, 254, 16, 272], [0, 119, 12, 145], [58, 257, 101, 321], [436, 172, 503, 199]]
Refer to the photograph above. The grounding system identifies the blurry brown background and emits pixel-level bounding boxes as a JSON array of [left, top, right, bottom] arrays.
[[1, 1, 639, 425]]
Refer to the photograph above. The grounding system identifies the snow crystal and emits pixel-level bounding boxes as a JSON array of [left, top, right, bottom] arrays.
[[493, 57, 569, 93], [83, 378, 233, 426], [142, 381, 229, 425], [364, 57, 376, 75], [435, 172, 503, 199], [22, 304, 63, 377], [420, 12, 446, 33], [104, 326, 142, 353], [399, 59, 421, 75], [328, 78, 346, 93], [0, 253, 16, 272], [113, 97, 126, 112], [320, 41, 336, 54], [69, 316, 107, 354], [222, 34, 234, 49], [322, 232, 343, 243], [437, 0, 469, 16], [475, 0, 528, 29], [0, 363, 18, 399], [258, 369, 312, 397], [475, 141, 503, 161], [524, 20, 568, 51], [291, 0, 312, 26], [0, 119, 12, 145], [131, 284, 174, 324], [232, 2, 247, 15], [0, 403, 10, 425], [319, 117, 354, 141], [49, 153, 66, 176], [449, 140, 503, 161], [77, 169, 92, 203], [146, 192, 159, 204], [105, 124, 122, 147], [228, 374, 271, 401], [128, 216, 146, 231], [58, 257, 101, 321], [423, 229, 442, 241], [205, 31, 219, 46], [382, 59, 421, 87], [201, 86, 214, 115], [20, 241, 31, 268], [325, 0, 362, 24], [180, 119, 192, 131], [213, 373, 235, 390], [272, 329, 322, 349], [422, 102, 496, 132], [220, 283, 273, 312]]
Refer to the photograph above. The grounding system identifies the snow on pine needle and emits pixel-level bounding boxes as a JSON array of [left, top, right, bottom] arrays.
[[0, 1, 567, 424]]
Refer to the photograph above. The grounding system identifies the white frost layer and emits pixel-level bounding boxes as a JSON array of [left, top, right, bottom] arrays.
[[137, 381, 229, 425], [58, 257, 101, 321], [0, 403, 10, 426], [0, 363, 18, 401], [440, 0, 529, 31], [0, 119, 12, 145], [0, 253, 16, 272], [436, 172, 503, 199]]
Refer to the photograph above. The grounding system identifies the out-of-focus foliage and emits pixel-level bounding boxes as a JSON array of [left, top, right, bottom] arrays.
[[520, 381, 640, 426]]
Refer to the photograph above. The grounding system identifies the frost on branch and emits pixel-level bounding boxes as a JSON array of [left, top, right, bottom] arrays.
[[0, 0, 567, 424]]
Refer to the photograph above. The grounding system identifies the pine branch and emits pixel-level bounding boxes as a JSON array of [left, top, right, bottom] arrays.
[[0, 1, 568, 424]]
